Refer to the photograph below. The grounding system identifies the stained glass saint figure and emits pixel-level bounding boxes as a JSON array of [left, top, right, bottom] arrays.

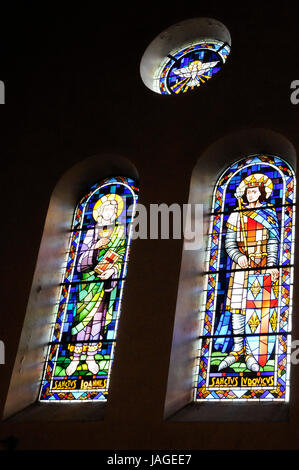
[[40, 176, 138, 401], [196, 155, 295, 401], [214, 174, 279, 372], [66, 193, 126, 376]]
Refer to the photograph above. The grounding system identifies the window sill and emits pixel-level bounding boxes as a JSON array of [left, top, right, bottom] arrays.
[[166, 401, 289, 422], [3, 401, 106, 422]]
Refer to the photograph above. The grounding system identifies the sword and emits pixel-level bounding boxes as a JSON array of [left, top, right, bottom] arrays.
[[235, 193, 248, 257]]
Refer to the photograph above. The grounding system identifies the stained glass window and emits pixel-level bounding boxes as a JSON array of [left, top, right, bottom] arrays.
[[39, 176, 138, 401], [195, 155, 296, 401], [155, 40, 230, 95]]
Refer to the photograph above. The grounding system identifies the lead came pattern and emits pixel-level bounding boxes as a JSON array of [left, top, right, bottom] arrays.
[[40, 176, 138, 401], [156, 41, 230, 95], [195, 155, 295, 401]]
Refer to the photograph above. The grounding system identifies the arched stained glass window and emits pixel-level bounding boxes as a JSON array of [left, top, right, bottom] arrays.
[[195, 154, 296, 401], [39, 176, 138, 401]]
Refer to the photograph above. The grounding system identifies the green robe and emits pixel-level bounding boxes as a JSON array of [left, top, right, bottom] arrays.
[[71, 224, 126, 336]]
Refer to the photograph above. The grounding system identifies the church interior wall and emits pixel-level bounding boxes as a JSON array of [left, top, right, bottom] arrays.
[[0, 2, 299, 450]]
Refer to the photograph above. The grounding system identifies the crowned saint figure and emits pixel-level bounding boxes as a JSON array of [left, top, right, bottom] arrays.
[[214, 173, 280, 372]]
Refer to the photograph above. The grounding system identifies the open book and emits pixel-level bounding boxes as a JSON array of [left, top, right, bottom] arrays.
[[94, 249, 119, 274]]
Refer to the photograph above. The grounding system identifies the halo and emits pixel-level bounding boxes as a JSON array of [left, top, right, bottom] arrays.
[[235, 173, 273, 200], [92, 193, 124, 221]]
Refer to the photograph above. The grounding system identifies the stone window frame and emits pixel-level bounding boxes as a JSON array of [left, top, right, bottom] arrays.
[[3, 154, 139, 422], [164, 128, 298, 422]]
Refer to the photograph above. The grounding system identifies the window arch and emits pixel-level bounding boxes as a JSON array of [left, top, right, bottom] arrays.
[[39, 176, 138, 401], [195, 154, 295, 401], [3, 154, 139, 419], [163, 129, 297, 420]]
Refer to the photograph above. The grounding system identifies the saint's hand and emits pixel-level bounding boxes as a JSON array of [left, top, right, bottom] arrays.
[[95, 237, 110, 249], [266, 268, 279, 282], [238, 255, 248, 268], [99, 268, 115, 280]]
